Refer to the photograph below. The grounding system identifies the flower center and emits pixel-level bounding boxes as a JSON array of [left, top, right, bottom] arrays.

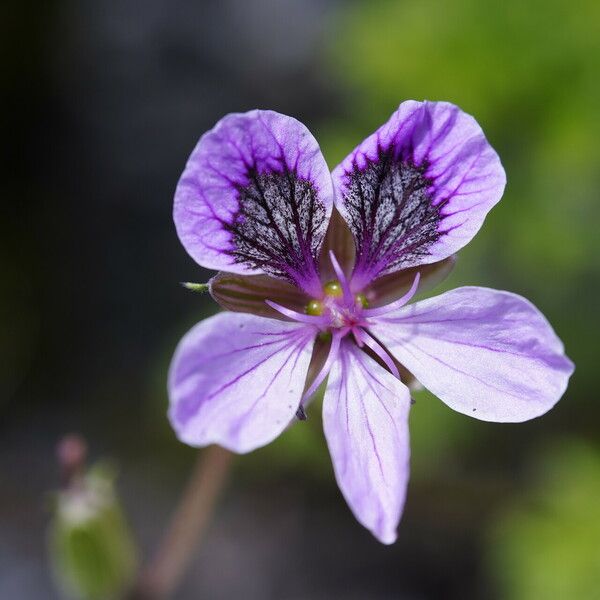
[[305, 280, 369, 331], [264, 252, 421, 406]]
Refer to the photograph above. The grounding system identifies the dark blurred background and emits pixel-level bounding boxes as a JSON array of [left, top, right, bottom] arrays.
[[2, 0, 599, 598]]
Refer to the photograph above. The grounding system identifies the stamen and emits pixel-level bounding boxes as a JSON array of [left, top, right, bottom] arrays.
[[353, 329, 365, 348], [356, 293, 369, 308], [353, 328, 400, 379], [328, 251, 354, 306], [306, 299, 324, 316], [323, 280, 343, 297], [265, 300, 329, 326], [301, 329, 343, 403], [361, 272, 421, 318]]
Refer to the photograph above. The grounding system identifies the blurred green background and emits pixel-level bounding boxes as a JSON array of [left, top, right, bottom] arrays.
[[2, 0, 599, 598]]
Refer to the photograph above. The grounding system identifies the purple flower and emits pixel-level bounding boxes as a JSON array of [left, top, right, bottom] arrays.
[[168, 102, 574, 544]]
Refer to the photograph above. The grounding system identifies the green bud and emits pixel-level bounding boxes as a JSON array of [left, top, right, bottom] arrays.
[[48, 463, 137, 600]]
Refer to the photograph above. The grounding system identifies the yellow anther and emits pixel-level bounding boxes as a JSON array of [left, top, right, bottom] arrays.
[[323, 280, 343, 297], [356, 293, 369, 308], [306, 299, 324, 316]]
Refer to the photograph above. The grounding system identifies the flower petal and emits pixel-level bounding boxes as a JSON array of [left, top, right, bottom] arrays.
[[168, 312, 315, 453], [368, 287, 574, 422], [209, 272, 309, 320], [332, 101, 506, 288], [174, 110, 334, 296], [323, 341, 411, 544]]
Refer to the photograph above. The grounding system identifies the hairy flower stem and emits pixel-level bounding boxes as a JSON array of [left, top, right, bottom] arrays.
[[132, 446, 233, 599]]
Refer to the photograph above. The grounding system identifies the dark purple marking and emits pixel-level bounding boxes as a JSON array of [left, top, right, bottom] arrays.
[[226, 168, 327, 288], [343, 150, 446, 283]]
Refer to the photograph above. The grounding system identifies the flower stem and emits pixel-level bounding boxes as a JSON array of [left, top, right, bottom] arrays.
[[132, 446, 233, 599]]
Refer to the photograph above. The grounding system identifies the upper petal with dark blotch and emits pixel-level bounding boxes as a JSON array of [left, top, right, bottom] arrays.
[[174, 110, 334, 296], [210, 272, 309, 320], [332, 101, 506, 289], [367, 287, 574, 422], [168, 312, 315, 453], [323, 341, 411, 544]]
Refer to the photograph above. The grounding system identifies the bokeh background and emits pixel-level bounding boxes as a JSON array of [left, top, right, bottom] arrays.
[[2, 0, 599, 598]]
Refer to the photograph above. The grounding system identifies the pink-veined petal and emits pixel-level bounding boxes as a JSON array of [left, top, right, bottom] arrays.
[[168, 312, 315, 453], [323, 341, 411, 544], [332, 101, 505, 288], [174, 110, 334, 296], [368, 287, 574, 422]]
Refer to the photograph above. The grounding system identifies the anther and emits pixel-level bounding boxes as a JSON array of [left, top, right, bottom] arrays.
[[306, 299, 324, 316], [323, 280, 343, 297], [356, 293, 369, 308]]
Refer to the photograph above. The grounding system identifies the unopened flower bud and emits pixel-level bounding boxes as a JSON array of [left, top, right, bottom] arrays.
[[48, 462, 137, 600]]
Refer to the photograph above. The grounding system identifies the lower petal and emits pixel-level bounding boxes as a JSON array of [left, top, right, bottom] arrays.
[[323, 341, 411, 544], [168, 312, 315, 453], [368, 287, 574, 422]]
